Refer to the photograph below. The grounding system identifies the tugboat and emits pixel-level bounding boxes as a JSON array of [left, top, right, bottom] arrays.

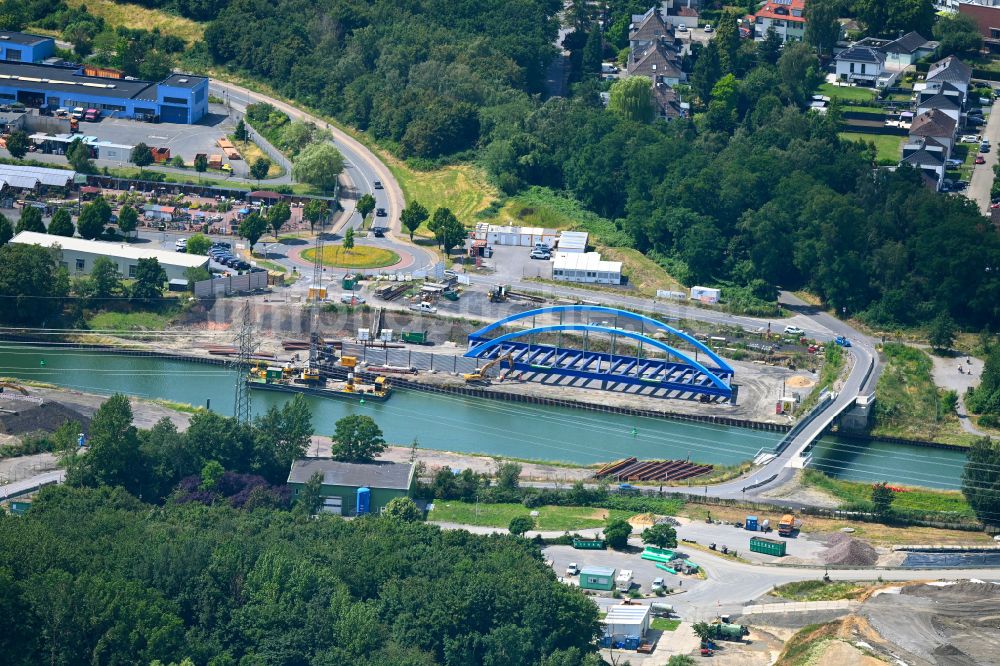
[[246, 356, 391, 402]]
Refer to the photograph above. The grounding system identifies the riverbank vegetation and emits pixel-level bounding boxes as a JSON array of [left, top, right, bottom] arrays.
[[872, 344, 970, 446], [801, 470, 974, 519]]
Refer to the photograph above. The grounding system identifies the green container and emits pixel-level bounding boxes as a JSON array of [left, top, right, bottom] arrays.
[[572, 538, 605, 550], [401, 331, 428, 344], [342, 277, 356, 290], [749, 536, 786, 557], [578, 566, 615, 591]]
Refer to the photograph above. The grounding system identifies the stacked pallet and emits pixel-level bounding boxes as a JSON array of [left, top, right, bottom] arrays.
[[218, 137, 241, 160], [594, 456, 712, 482]]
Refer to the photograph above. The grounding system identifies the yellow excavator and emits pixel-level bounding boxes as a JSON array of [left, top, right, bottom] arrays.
[[463, 352, 515, 383]]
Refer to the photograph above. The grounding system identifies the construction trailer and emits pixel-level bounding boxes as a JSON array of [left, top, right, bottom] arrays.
[[578, 566, 616, 591]]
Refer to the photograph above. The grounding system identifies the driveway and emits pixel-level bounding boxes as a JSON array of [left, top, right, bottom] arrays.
[[929, 350, 990, 437], [966, 97, 1000, 213]]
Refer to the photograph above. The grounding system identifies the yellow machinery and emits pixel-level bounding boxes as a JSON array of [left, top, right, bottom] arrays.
[[340, 356, 358, 369], [297, 365, 320, 384], [463, 352, 514, 383], [341, 373, 390, 398]]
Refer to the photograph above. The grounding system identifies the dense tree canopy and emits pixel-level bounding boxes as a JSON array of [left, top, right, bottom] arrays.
[[0, 243, 68, 324], [0, 485, 600, 665]]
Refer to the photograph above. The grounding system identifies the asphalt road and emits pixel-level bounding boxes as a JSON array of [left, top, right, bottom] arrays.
[[967, 97, 1000, 214]]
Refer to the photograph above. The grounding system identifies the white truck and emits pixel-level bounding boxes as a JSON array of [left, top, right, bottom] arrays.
[[409, 302, 438, 314], [615, 569, 633, 592]]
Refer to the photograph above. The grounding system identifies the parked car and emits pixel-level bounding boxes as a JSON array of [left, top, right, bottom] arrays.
[[783, 325, 804, 336], [530, 249, 551, 259], [946, 158, 964, 167], [409, 302, 438, 313], [174, 238, 187, 252], [677, 23, 687, 31], [340, 293, 365, 304], [703, 24, 713, 32], [566, 563, 580, 576], [373, 180, 383, 189], [977, 155, 986, 164], [967, 116, 984, 127], [981, 143, 991, 153], [375, 207, 387, 217], [961, 134, 981, 143], [651, 577, 665, 592]]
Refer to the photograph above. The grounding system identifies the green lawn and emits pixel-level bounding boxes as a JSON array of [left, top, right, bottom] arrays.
[[801, 469, 974, 517], [428, 501, 634, 530], [651, 618, 681, 631], [817, 82, 877, 103], [771, 580, 872, 602], [302, 245, 400, 269], [838, 132, 904, 163], [872, 344, 974, 446]]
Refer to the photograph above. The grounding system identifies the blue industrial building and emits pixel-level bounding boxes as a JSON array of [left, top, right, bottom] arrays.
[[0, 32, 208, 124], [0, 31, 55, 63]]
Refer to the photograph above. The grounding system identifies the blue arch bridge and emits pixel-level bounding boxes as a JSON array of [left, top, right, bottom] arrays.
[[464, 305, 736, 402]]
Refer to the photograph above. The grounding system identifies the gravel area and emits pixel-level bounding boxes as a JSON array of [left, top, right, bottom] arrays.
[[822, 533, 878, 567]]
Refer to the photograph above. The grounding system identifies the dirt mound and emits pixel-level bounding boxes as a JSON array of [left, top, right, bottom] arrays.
[[0, 400, 89, 436], [786, 375, 817, 389], [903, 580, 1000, 603], [822, 536, 877, 566]]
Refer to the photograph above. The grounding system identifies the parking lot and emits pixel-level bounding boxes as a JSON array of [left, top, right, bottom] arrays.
[[466, 243, 554, 282]]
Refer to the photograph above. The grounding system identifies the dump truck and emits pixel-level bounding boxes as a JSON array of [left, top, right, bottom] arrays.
[[778, 514, 797, 536]]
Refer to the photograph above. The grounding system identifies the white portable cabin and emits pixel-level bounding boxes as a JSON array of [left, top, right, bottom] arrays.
[[602, 605, 651, 639], [690, 286, 721, 304]]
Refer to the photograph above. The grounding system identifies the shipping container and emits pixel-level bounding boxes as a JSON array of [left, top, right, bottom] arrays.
[[572, 538, 605, 550], [749, 536, 786, 557]]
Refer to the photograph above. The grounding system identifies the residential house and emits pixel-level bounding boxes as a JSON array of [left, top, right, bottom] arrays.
[[916, 92, 963, 122], [748, 0, 806, 43], [834, 46, 886, 84], [908, 108, 958, 158], [629, 8, 671, 54], [627, 40, 684, 86], [881, 32, 937, 71], [901, 138, 947, 189], [925, 55, 973, 101], [653, 82, 687, 120]]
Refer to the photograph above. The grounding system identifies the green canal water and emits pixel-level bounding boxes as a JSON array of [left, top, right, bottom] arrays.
[[0, 345, 967, 489]]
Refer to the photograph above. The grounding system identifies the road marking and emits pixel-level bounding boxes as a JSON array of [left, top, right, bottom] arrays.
[[148, 135, 169, 140]]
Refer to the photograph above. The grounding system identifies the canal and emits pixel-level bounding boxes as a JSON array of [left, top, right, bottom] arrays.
[[0, 345, 967, 488]]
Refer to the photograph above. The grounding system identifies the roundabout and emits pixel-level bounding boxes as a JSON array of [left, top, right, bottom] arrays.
[[300, 245, 401, 269]]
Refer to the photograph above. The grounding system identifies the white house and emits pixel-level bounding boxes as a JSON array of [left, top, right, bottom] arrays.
[[916, 93, 963, 123], [552, 251, 622, 285], [908, 108, 958, 158], [901, 140, 946, 190], [834, 46, 886, 84], [925, 56, 973, 101], [749, 0, 806, 43], [10, 231, 208, 281], [881, 32, 937, 71], [473, 223, 558, 247]]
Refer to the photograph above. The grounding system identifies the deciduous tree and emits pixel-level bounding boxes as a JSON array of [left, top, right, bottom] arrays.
[[428, 207, 465, 255], [5, 130, 29, 158], [608, 76, 653, 123], [303, 198, 329, 232], [962, 437, 1000, 526], [508, 515, 535, 536], [47, 209, 74, 237], [250, 157, 271, 182], [117, 205, 138, 236], [401, 201, 428, 241], [343, 227, 355, 252], [130, 142, 153, 170], [641, 523, 678, 549], [131, 257, 166, 302], [603, 518, 632, 550], [871, 481, 895, 522], [238, 212, 268, 251], [292, 141, 344, 192], [384, 497, 423, 522], [267, 200, 290, 239], [15, 206, 45, 233], [330, 414, 386, 462], [929, 313, 957, 352], [356, 193, 376, 220]]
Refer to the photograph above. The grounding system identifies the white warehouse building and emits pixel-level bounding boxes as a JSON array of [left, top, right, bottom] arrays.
[[552, 251, 622, 285], [10, 231, 208, 281]]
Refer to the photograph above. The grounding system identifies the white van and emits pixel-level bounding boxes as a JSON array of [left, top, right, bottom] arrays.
[[601, 63, 619, 74], [615, 569, 633, 592], [174, 238, 188, 252]]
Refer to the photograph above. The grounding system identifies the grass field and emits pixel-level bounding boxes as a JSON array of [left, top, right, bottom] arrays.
[[796, 345, 845, 414], [599, 247, 683, 295], [387, 161, 497, 234], [775, 622, 841, 666], [817, 83, 877, 103], [87, 310, 175, 331], [228, 136, 284, 179], [302, 245, 400, 269], [63, 0, 205, 45], [650, 618, 681, 631], [801, 469, 975, 517], [771, 580, 872, 602], [871, 344, 973, 446], [838, 132, 904, 162], [428, 501, 633, 530]]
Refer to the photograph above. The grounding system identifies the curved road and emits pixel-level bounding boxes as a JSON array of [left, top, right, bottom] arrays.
[[206, 79, 436, 274]]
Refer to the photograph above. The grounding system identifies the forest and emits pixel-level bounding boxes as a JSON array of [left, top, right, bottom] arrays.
[[0, 486, 600, 665]]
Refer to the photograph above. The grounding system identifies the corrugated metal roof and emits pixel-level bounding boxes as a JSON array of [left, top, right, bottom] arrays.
[[287, 459, 414, 490], [0, 164, 75, 187], [558, 231, 588, 250], [10, 231, 209, 268], [580, 566, 616, 576], [0, 175, 40, 189], [603, 606, 651, 622]]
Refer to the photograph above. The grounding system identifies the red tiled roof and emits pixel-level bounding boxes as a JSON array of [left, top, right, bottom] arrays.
[[754, 0, 806, 23]]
